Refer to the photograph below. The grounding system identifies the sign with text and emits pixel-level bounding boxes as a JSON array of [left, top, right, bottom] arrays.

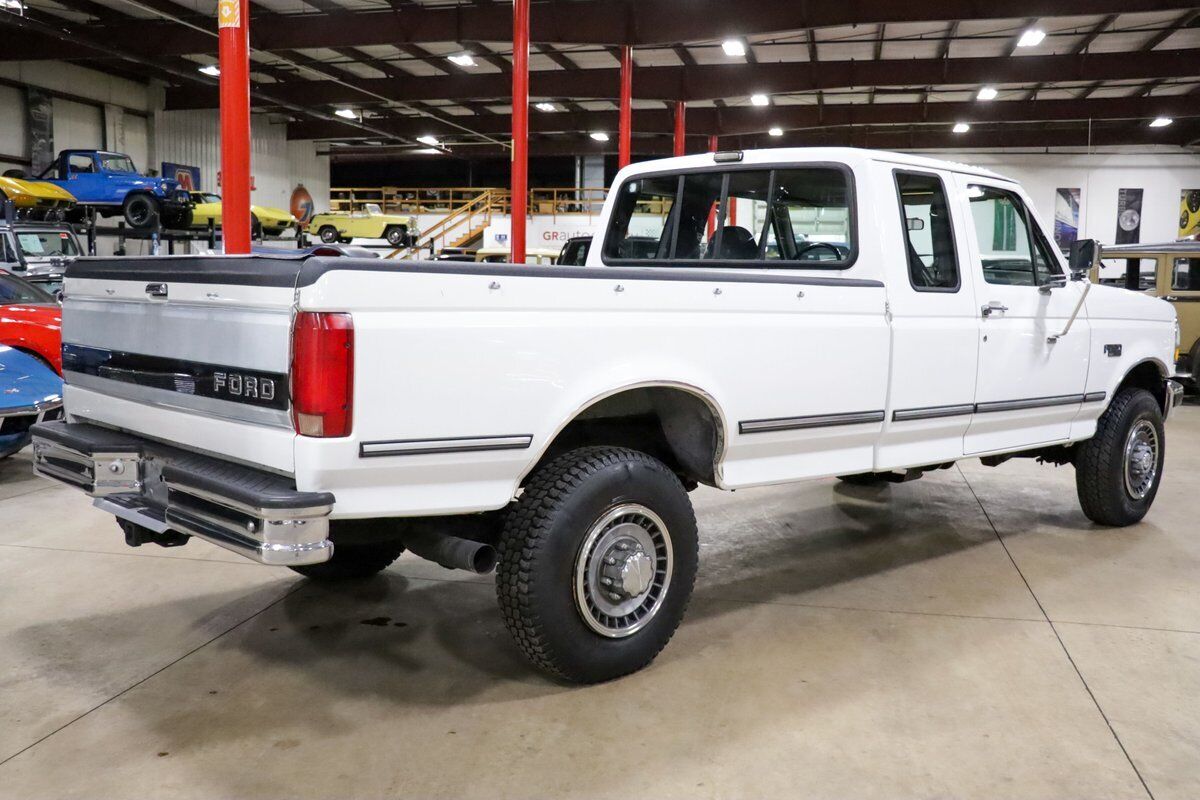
[[1115, 188, 1143, 245], [217, 0, 240, 28]]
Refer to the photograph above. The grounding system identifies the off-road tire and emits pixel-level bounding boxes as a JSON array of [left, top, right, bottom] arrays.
[[497, 446, 699, 684], [318, 225, 340, 244], [122, 194, 160, 229], [385, 225, 406, 247], [163, 208, 193, 231], [289, 541, 405, 580], [1075, 387, 1165, 526]]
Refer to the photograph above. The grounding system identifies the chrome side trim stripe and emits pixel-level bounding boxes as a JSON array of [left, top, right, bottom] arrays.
[[975, 394, 1086, 414], [891, 403, 976, 422], [739, 411, 885, 435], [1083, 391, 1107, 403], [359, 435, 534, 458]]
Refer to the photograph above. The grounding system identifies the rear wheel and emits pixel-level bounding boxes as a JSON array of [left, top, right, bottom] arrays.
[[1075, 388, 1165, 526], [318, 225, 339, 244], [122, 194, 159, 228], [497, 446, 698, 684], [290, 541, 406, 581]]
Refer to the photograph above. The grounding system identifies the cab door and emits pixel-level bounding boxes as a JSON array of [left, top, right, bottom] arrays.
[[956, 178, 1091, 454], [63, 153, 106, 202]]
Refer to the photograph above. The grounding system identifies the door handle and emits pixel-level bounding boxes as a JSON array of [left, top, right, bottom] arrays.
[[981, 301, 1009, 317]]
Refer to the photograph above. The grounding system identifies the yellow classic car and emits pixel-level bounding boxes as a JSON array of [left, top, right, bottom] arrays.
[[309, 204, 419, 247], [1097, 242, 1200, 387], [0, 175, 77, 220], [188, 192, 298, 237]]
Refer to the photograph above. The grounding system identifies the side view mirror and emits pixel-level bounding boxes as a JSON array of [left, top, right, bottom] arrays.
[[1068, 239, 1099, 277]]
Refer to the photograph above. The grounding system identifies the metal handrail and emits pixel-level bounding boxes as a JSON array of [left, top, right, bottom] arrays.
[[331, 186, 609, 220]]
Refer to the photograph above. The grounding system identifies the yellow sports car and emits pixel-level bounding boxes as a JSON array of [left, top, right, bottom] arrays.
[[309, 204, 419, 247], [0, 176, 76, 220], [188, 192, 297, 237]]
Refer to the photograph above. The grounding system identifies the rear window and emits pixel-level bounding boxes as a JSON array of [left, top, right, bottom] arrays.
[[0, 273, 56, 304], [603, 164, 855, 268]]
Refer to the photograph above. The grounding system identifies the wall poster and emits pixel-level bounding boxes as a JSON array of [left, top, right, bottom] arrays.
[[1180, 190, 1200, 240], [25, 87, 54, 177], [1115, 188, 1143, 245], [1053, 187, 1080, 252], [162, 163, 201, 191]]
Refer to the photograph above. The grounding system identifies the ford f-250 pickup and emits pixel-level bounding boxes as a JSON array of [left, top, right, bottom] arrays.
[[31, 148, 1183, 683]]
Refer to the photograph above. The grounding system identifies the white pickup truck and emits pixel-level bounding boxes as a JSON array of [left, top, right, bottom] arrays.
[[32, 148, 1183, 683]]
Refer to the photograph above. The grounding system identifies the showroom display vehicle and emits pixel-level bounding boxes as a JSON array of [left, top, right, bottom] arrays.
[[0, 175, 77, 221], [1, 220, 82, 298], [32, 147, 1183, 683], [1098, 241, 1200, 386], [1, 345, 62, 459], [308, 204, 418, 246], [0, 271, 62, 373], [30, 150, 192, 230], [188, 192, 298, 238]]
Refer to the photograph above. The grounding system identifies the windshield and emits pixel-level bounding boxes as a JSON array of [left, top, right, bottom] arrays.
[[0, 273, 56, 304], [99, 154, 137, 174], [196, 193, 221, 203], [16, 230, 80, 258]]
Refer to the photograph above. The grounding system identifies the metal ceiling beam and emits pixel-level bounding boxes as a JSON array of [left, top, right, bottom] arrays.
[[327, 119, 1200, 160], [10, 0, 1199, 58], [288, 94, 1200, 140], [167, 48, 1200, 109]]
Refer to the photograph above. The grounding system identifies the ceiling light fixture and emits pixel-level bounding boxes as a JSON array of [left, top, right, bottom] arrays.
[[750, 93, 770, 107], [335, 108, 359, 120], [952, 122, 971, 133], [1149, 117, 1173, 128], [590, 132, 610, 142], [1016, 28, 1045, 48], [198, 64, 220, 77], [447, 53, 476, 67], [416, 135, 441, 147], [976, 86, 998, 101], [721, 39, 747, 57], [768, 127, 783, 137], [535, 102, 558, 112]]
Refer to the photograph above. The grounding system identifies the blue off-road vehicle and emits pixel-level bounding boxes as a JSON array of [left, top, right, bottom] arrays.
[[34, 150, 192, 230]]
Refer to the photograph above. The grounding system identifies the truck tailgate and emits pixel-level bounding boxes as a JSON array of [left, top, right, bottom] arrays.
[[61, 256, 305, 473]]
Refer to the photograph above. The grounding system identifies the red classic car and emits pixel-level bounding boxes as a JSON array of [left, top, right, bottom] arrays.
[[0, 271, 62, 374]]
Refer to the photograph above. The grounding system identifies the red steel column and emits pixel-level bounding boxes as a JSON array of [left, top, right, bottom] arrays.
[[618, 46, 633, 169], [510, 0, 530, 264], [673, 101, 686, 157], [217, 0, 251, 254]]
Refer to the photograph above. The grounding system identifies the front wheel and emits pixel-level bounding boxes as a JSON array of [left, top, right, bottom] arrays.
[[1075, 387, 1165, 526], [497, 446, 699, 684], [318, 225, 340, 244], [384, 225, 406, 247]]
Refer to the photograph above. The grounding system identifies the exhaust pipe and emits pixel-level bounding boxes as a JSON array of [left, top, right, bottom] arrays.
[[402, 526, 497, 574]]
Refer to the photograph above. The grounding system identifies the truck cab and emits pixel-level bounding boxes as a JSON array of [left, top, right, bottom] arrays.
[[36, 150, 192, 230]]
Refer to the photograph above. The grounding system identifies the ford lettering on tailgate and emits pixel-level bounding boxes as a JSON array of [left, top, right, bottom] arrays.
[[62, 344, 288, 410]]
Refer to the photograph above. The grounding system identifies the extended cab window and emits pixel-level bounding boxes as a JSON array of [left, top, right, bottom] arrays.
[[604, 165, 854, 268], [895, 171, 958, 291], [67, 154, 96, 174], [1172, 258, 1200, 291], [968, 185, 1062, 286]]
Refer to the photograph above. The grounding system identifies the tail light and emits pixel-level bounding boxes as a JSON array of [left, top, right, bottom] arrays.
[[291, 311, 354, 437]]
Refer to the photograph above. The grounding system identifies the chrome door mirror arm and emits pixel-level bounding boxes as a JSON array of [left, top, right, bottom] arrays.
[[1047, 281, 1091, 343]]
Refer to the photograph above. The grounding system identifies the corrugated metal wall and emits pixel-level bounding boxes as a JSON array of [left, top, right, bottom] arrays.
[[155, 110, 330, 211]]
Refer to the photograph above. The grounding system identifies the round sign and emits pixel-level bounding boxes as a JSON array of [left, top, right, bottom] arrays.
[[290, 184, 315, 225]]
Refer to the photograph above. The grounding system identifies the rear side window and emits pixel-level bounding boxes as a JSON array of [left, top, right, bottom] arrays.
[[603, 164, 855, 268], [895, 171, 959, 292], [1172, 258, 1200, 291]]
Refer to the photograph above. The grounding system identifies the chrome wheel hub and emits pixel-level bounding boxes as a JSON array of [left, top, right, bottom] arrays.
[[1123, 420, 1159, 501], [574, 504, 673, 638]]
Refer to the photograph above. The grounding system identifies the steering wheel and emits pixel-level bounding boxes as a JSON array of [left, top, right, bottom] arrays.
[[796, 242, 843, 261]]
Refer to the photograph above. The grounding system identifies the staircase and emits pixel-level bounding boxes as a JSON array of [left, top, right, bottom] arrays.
[[387, 189, 506, 260]]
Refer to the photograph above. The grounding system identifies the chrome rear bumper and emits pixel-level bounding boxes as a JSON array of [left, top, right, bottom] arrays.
[[30, 421, 334, 566]]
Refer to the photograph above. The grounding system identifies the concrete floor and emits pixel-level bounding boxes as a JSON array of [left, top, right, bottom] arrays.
[[1, 405, 1197, 800]]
